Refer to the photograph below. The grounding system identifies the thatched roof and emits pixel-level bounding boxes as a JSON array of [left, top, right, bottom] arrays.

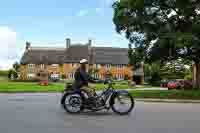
[[20, 45, 129, 65]]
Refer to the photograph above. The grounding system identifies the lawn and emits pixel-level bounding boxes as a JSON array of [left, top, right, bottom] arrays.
[[130, 90, 200, 100], [0, 80, 64, 93], [0, 80, 135, 93]]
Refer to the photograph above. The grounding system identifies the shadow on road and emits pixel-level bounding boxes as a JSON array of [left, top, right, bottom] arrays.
[[61, 109, 134, 118]]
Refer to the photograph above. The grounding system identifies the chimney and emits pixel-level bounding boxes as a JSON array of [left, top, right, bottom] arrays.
[[26, 41, 31, 50], [88, 39, 92, 47], [88, 39, 92, 64], [66, 38, 71, 48]]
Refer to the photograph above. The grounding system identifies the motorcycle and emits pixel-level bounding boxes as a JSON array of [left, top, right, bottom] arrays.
[[60, 79, 135, 115]]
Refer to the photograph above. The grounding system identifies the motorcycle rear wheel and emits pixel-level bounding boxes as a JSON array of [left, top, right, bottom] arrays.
[[63, 92, 84, 114]]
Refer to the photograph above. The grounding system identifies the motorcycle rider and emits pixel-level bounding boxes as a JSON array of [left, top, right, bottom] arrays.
[[72, 59, 102, 103]]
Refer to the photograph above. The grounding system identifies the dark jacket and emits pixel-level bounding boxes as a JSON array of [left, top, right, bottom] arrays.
[[72, 67, 97, 89]]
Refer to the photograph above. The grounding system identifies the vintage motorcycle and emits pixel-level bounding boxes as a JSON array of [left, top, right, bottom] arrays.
[[60, 79, 135, 115]]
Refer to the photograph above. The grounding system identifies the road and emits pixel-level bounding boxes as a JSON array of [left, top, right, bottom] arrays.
[[0, 93, 200, 133]]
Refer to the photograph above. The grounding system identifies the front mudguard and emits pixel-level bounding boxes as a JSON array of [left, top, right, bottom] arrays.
[[109, 90, 129, 106]]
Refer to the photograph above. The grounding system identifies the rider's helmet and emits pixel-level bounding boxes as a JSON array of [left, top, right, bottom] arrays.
[[80, 59, 88, 64]]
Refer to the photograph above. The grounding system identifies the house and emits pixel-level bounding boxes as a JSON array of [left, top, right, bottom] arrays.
[[19, 38, 144, 84]]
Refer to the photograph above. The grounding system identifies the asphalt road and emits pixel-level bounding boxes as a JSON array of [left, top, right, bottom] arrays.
[[0, 93, 200, 133]]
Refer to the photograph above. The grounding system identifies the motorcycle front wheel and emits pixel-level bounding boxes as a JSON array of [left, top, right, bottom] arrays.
[[111, 93, 134, 115]]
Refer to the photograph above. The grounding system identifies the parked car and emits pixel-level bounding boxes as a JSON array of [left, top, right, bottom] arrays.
[[160, 80, 170, 88], [167, 79, 193, 90], [167, 80, 179, 89], [50, 74, 60, 82]]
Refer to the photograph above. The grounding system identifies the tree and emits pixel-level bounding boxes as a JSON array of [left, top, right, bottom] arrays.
[[113, 0, 200, 88], [128, 34, 145, 70], [160, 59, 189, 80], [8, 69, 18, 80], [124, 74, 129, 80], [13, 62, 20, 72], [144, 62, 161, 85], [61, 74, 66, 79]]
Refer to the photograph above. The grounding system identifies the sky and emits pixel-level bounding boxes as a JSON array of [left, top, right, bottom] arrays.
[[0, 0, 129, 70]]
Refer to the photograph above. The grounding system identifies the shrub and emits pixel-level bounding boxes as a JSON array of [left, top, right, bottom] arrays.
[[182, 80, 193, 90], [113, 76, 118, 80], [11, 79, 39, 82], [149, 72, 161, 86], [61, 74, 66, 79], [184, 75, 192, 80], [124, 74, 129, 80], [151, 80, 161, 87], [8, 69, 18, 80]]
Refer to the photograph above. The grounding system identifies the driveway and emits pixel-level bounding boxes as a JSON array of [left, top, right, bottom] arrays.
[[0, 93, 200, 133]]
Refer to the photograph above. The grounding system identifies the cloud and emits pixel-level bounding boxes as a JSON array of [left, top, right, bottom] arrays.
[[95, 8, 104, 16], [0, 26, 18, 70], [77, 10, 89, 17]]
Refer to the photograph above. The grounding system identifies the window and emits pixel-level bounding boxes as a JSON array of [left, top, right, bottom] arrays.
[[69, 73, 72, 79], [96, 64, 100, 69], [117, 74, 124, 80], [117, 74, 119, 80], [41, 64, 45, 69], [117, 64, 125, 69], [121, 74, 124, 80], [105, 64, 111, 69], [28, 64, 35, 68], [68, 73, 75, 79], [27, 64, 35, 73], [27, 74, 35, 79], [116, 65, 119, 69], [94, 73, 99, 79]]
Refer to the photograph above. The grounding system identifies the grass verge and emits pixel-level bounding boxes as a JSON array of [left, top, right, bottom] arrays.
[[130, 90, 200, 100], [1, 80, 200, 100], [0, 80, 136, 93]]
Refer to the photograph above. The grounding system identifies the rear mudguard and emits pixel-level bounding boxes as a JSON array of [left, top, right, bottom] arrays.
[[61, 91, 73, 105], [109, 90, 129, 106]]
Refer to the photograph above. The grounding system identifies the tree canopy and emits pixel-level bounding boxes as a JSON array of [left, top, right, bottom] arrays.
[[13, 62, 20, 72], [113, 0, 200, 88]]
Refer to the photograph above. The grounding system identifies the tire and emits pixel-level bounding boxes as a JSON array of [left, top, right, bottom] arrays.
[[60, 91, 72, 107], [60, 93, 66, 105], [111, 93, 135, 115], [63, 92, 83, 114], [60, 95, 65, 108]]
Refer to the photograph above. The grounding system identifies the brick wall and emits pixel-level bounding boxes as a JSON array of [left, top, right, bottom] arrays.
[[20, 63, 139, 82]]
